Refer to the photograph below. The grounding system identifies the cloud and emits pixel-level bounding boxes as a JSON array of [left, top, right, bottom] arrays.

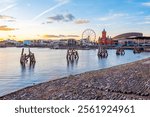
[[0, 25, 16, 31], [42, 34, 79, 39], [0, 15, 16, 22], [0, 15, 15, 20], [32, 0, 69, 21], [142, 2, 150, 6], [46, 21, 53, 24], [136, 11, 144, 15], [0, 4, 17, 13], [138, 15, 150, 25], [67, 35, 79, 37], [145, 16, 150, 20], [48, 14, 64, 22], [138, 21, 150, 24], [0, 0, 17, 4], [43, 35, 59, 38], [55, 0, 70, 3], [75, 19, 90, 24], [135, 15, 150, 25], [7, 19, 16, 22], [143, 21, 150, 24], [47, 13, 75, 22], [65, 14, 75, 21], [98, 13, 128, 21]]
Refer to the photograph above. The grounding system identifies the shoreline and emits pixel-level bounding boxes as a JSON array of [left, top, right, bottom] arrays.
[[0, 46, 149, 50], [0, 57, 150, 100]]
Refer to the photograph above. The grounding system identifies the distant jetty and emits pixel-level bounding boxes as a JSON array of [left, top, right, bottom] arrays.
[[0, 57, 150, 100]]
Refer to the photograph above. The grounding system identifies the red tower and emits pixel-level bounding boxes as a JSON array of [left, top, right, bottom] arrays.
[[102, 29, 107, 44], [102, 29, 106, 39], [99, 29, 113, 45]]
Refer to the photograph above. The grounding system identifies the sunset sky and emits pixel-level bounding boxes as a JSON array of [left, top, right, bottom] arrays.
[[0, 0, 150, 40]]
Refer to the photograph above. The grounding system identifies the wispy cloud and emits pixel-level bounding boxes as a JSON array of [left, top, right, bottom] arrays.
[[98, 13, 128, 21], [42, 34, 79, 39], [137, 15, 150, 25], [43, 35, 59, 38], [55, 0, 70, 2], [138, 21, 150, 24], [47, 13, 75, 22], [32, 0, 70, 21], [144, 16, 150, 20], [74, 19, 90, 24], [0, 15, 15, 20], [0, 0, 17, 4], [67, 35, 79, 37], [0, 15, 16, 23], [0, 4, 17, 13], [0, 25, 16, 31], [142, 2, 150, 7]]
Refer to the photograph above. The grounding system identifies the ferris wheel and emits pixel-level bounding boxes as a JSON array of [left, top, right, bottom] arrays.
[[82, 29, 96, 42]]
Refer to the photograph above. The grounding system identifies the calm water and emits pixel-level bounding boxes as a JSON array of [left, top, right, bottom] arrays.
[[0, 48, 150, 96]]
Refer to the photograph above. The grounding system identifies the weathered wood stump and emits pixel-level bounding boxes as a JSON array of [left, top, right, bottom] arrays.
[[133, 46, 141, 54], [20, 48, 36, 67], [28, 48, 36, 65], [116, 47, 125, 55], [97, 47, 108, 58], [66, 49, 79, 61]]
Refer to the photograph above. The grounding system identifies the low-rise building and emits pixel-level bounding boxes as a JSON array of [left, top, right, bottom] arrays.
[[67, 39, 77, 46], [0, 41, 6, 47], [23, 40, 32, 46]]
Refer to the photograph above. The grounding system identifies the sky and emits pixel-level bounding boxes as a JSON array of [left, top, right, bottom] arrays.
[[0, 0, 150, 40]]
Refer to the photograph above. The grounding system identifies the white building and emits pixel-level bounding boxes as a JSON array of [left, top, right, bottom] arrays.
[[23, 40, 32, 46]]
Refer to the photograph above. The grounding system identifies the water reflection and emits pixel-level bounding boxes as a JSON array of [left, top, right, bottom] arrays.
[[98, 56, 108, 68], [21, 64, 26, 71], [20, 62, 35, 79], [29, 62, 36, 70], [67, 59, 78, 70], [98, 55, 108, 59]]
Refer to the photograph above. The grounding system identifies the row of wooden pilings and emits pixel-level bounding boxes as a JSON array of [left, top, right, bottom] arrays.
[[66, 47, 127, 60], [116, 46, 142, 55], [20, 46, 142, 67], [67, 46, 141, 61], [97, 47, 125, 58]]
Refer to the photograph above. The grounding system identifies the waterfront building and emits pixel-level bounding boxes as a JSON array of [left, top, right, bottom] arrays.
[[113, 32, 143, 40], [112, 32, 150, 46], [80, 38, 90, 46], [2, 39, 19, 47], [98, 29, 113, 45], [127, 36, 150, 45], [5, 39, 17, 44], [0, 41, 6, 47], [23, 40, 32, 46], [59, 39, 68, 46], [68, 39, 77, 46]]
